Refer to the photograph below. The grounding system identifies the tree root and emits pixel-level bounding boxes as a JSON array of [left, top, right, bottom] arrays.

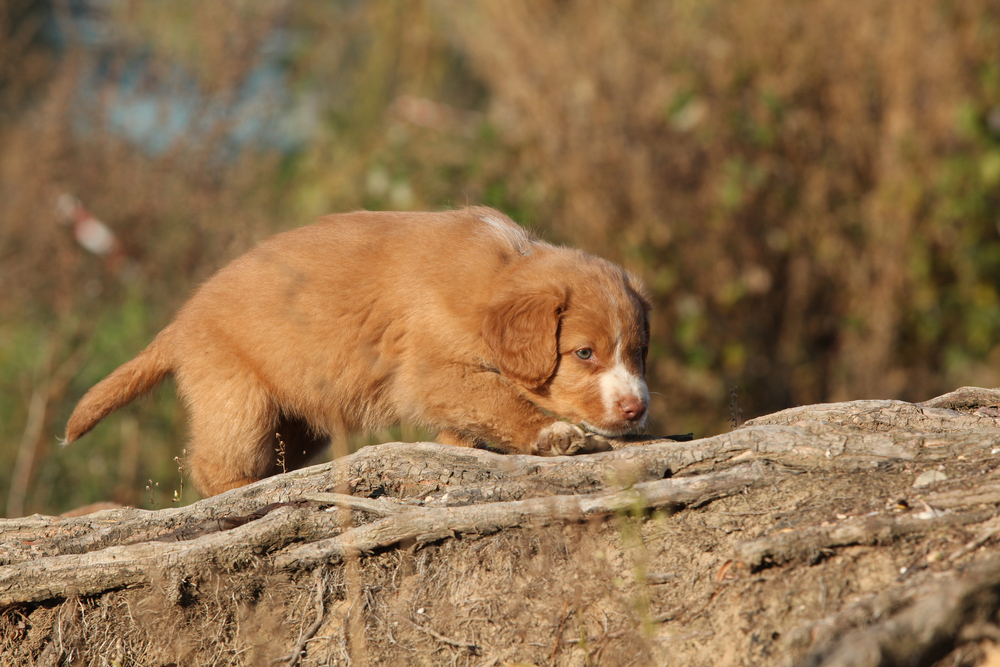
[[0, 460, 783, 607], [736, 507, 999, 569]]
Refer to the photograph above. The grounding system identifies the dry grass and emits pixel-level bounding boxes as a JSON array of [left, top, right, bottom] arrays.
[[446, 0, 1000, 429]]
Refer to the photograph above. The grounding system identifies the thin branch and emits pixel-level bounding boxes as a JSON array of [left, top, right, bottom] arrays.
[[549, 602, 571, 667], [273, 569, 326, 667], [410, 618, 481, 654]]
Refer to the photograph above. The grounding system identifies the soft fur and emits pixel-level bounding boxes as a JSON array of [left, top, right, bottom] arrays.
[[66, 207, 651, 496]]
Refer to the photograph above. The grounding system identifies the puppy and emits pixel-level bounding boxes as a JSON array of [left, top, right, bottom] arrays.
[[65, 207, 651, 496]]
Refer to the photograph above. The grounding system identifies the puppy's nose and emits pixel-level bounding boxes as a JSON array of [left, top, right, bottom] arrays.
[[618, 396, 647, 422]]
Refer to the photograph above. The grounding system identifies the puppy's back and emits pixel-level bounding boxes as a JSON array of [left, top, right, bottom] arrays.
[[167, 207, 541, 430]]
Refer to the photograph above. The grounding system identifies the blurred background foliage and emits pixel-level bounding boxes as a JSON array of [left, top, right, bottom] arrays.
[[3, 0, 1000, 515]]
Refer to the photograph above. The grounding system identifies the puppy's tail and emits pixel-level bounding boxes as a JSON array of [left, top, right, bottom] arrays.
[[64, 326, 176, 443]]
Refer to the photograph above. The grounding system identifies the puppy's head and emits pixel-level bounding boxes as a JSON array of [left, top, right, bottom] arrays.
[[483, 251, 651, 436]]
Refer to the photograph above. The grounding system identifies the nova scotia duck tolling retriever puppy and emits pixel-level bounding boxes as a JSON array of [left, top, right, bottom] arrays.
[[65, 207, 651, 496]]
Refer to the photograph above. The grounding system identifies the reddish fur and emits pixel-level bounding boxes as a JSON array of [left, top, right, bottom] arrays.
[[481, 288, 565, 388], [65, 207, 650, 497]]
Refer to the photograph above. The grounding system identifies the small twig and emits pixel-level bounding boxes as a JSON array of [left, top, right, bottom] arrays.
[[172, 450, 186, 506], [410, 618, 481, 654], [273, 569, 326, 667], [276, 433, 287, 474], [145, 480, 158, 509], [549, 601, 571, 667], [729, 385, 743, 430], [646, 572, 676, 585]]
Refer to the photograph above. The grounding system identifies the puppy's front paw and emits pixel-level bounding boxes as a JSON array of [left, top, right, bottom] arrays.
[[576, 432, 614, 454], [534, 422, 613, 456]]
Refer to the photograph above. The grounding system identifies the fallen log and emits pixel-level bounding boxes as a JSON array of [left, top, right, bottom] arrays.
[[4, 388, 1000, 667]]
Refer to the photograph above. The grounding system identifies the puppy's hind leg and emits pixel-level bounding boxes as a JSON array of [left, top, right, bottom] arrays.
[[179, 368, 283, 497]]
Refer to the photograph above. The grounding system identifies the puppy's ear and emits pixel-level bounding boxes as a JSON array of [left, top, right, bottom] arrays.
[[482, 288, 566, 388]]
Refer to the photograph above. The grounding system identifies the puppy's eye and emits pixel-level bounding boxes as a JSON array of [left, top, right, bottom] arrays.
[[575, 348, 593, 360]]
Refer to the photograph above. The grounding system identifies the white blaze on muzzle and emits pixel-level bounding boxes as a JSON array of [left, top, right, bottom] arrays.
[[588, 342, 649, 435]]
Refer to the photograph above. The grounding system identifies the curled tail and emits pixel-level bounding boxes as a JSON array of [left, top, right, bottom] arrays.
[[65, 327, 175, 442]]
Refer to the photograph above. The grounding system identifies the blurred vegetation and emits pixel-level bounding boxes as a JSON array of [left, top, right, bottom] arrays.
[[3, 0, 1000, 515]]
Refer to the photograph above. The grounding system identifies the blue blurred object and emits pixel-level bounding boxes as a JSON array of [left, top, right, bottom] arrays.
[[43, 0, 319, 156]]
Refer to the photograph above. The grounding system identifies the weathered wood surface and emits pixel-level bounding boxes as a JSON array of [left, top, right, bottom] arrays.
[[4, 386, 1000, 666]]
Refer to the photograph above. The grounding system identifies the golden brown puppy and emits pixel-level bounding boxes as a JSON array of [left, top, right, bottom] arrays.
[[66, 207, 651, 496]]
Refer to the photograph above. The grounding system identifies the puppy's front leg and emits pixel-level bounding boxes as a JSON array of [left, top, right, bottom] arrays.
[[534, 422, 613, 456], [421, 370, 611, 456], [436, 422, 610, 455]]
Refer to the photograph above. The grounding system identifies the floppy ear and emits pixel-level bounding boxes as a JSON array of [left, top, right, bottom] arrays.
[[482, 288, 566, 388]]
